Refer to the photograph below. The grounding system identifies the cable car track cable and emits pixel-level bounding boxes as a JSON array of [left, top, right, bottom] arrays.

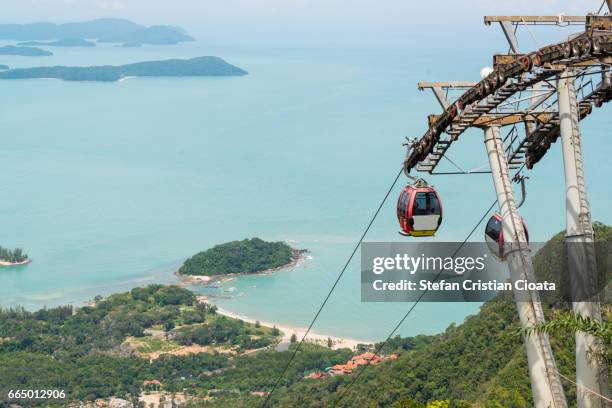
[[260, 167, 404, 408], [331, 199, 498, 407], [558, 372, 612, 404]]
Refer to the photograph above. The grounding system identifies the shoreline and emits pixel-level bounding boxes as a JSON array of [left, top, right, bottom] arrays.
[[212, 304, 372, 350], [176, 248, 307, 285], [177, 248, 374, 349], [0, 259, 31, 267]]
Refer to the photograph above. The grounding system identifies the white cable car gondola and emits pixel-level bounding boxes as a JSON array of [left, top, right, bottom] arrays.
[[485, 213, 529, 260]]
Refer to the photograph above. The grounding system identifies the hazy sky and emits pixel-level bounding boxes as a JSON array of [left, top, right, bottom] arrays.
[[0, 0, 606, 47], [0, 0, 600, 23]]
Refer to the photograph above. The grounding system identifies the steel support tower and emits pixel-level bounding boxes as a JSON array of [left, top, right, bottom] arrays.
[[484, 125, 567, 407], [557, 69, 610, 407]]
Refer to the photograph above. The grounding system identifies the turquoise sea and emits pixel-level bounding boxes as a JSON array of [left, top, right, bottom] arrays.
[[0, 41, 610, 341]]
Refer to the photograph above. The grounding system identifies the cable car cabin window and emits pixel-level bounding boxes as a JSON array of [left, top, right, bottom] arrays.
[[412, 192, 440, 216], [400, 191, 410, 218], [397, 191, 407, 218], [486, 217, 501, 242]]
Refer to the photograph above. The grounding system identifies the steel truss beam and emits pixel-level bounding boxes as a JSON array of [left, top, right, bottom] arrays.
[[404, 26, 612, 175]]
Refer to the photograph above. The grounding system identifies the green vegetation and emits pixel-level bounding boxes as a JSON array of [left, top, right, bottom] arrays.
[[0, 65, 8, 70], [523, 309, 611, 345], [125, 335, 181, 354], [175, 314, 279, 351], [0, 18, 194, 46], [0, 226, 608, 407], [179, 238, 295, 276], [18, 38, 96, 47], [0, 284, 347, 407], [0, 56, 247, 82], [267, 297, 536, 407], [0, 45, 52, 56], [0, 246, 28, 264]]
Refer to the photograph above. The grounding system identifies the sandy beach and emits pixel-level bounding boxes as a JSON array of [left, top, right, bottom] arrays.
[[184, 248, 371, 350], [0, 259, 31, 267], [213, 305, 372, 350]]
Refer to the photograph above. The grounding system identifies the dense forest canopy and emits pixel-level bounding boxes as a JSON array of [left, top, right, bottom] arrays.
[[0, 284, 347, 407], [179, 238, 295, 276], [0, 246, 28, 263]]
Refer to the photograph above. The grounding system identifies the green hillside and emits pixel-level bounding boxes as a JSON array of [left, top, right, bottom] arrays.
[[265, 223, 611, 407]]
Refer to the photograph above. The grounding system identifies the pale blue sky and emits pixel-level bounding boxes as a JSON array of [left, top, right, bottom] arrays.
[[0, 0, 600, 24], [0, 0, 606, 47]]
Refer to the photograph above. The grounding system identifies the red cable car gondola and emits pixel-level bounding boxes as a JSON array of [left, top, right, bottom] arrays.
[[485, 213, 529, 260], [397, 181, 442, 237]]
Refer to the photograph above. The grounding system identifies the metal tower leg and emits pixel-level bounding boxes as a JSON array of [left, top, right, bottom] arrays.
[[557, 70, 610, 408], [484, 125, 568, 408]]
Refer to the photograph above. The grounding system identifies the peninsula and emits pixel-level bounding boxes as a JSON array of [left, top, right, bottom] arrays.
[[0, 246, 29, 266], [0, 56, 247, 82], [179, 238, 304, 280], [0, 45, 52, 57]]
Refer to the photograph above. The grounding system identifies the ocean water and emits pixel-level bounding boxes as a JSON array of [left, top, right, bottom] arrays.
[[0, 42, 610, 341]]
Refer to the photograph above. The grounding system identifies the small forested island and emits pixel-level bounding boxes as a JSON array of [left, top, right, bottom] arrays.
[[0, 56, 247, 82], [0, 18, 194, 46], [0, 246, 29, 266], [0, 64, 8, 70], [0, 45, 52, 56], [179, 238, 303, 277], [18, 38, 96, 47]]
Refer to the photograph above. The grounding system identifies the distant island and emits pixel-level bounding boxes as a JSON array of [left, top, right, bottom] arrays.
[[18, 38, 96, 47], [0, 45, 52, 57], [0, 65, 8, 70], [119, 42, 142, 48], [0, 56, 248, 82], [0, 18, 194, 46], [179, 238, 305, 278], [98, 25, 194, 46], [0, 246, 29, 266]]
